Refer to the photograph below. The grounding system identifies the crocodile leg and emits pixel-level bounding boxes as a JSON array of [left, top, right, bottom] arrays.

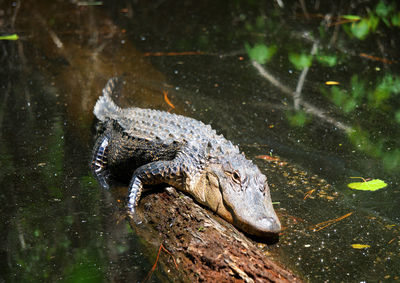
[[127, 160, 183, 213], [91, 134, 111, 189]]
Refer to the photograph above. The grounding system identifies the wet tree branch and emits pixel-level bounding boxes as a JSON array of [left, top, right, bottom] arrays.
[[294, 41, 318, 110], [11, 0, 21, 28], [252, 61, 352, 132]]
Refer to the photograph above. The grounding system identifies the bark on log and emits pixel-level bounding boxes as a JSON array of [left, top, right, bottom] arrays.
[[123, 187, 301, 282]]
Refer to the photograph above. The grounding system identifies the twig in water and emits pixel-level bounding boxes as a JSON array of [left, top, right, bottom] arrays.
[[303, 189, 316, 200], [143, 243, 178, 282], [299, 0, 310, 19], [163, 90, 175, 109], [275, 0, 284, 8], [34, 12, 64, 49], [310, 212, 353, 232]]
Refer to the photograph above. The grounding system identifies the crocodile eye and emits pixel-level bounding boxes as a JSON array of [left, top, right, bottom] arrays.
[[232, 171, 241, 184]]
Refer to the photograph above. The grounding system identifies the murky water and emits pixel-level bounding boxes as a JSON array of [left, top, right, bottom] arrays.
[[1, 0, 399, 282]]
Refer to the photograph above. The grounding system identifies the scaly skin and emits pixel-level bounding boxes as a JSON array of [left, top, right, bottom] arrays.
[[91, 78, 281, 236]]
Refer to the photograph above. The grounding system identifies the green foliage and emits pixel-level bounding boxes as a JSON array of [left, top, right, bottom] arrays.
[[370, 75, 400, 106], [63, 252, 105, 283], [344, 0, 399, 40], [350, 75, 366, 101], [327, 74, 366, 113], [324, 74, 400, 115], [350, 18, 370, 39], [328, 86, 357, 113], [367, 13, 380, 32], [348, 178, 387, 191], [347, 128, 400, 171], [375, 0, 395, 19], [341, 15, 361, 21], [288, 53, 313, 70], [348, 128, 381, 158], [286, 110, 310, 127], [245, 43, 277, 64], [323, 77, 364, 113], [315, 54, 337, 67], [392, 12, 400, 26]]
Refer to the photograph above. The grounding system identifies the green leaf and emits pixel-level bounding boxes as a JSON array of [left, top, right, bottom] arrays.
[[381, 17, 391, 27], [342, 15, 361, 21], [371, 75, 400, 106], [328, 85, 357, 113], [347, 129, 381, 158], [350, 75, 365, 100], [367, 14, 380, 32], [288, 53, 313, 70], [351, 18, 370, 39], [34, 229, 40, 237], [347, 179, 387, 191], [286, 110, 309, 127], [375, 0, 394, 18], [316, 54, 337, 67], [0, 34, 19, 40], [392, 12, 400, 27], [341, 23, 352, 37], [330, 86, 346, 107], [343, 98, 357, 113], [245, 43, 277, 64]]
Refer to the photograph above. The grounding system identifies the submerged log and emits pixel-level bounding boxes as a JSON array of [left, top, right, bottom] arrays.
[[124, 187, 301, 282]]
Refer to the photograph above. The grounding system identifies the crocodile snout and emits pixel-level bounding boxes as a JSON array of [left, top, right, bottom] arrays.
[[258, 216, 281, 234]]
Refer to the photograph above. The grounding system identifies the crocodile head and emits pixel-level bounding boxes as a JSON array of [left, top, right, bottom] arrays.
[[190, 154, 281, 237]]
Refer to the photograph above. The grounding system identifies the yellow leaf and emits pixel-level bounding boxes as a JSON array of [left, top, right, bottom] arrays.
[[0, 34, 19, 40], [325, 81, 340, 85], [351, 244, 370, 249], [348, 179, 387, 191]]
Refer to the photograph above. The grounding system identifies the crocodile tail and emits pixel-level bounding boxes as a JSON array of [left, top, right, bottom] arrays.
[[94, 77, 122, 121]]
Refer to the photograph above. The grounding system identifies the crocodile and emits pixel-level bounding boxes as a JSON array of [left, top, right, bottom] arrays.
[[91, 78, 281, 236]]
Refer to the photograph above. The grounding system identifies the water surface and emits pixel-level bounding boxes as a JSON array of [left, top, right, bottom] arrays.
[[1, 0, 399, 282]]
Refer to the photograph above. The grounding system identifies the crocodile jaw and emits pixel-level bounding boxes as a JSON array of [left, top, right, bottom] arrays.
[[186, 168, 281, 237], [186, 171, 234, 224]]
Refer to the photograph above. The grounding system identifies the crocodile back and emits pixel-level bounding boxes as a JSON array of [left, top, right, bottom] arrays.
[[122, 108, 229, 144], [93, 77, 246, 164]]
